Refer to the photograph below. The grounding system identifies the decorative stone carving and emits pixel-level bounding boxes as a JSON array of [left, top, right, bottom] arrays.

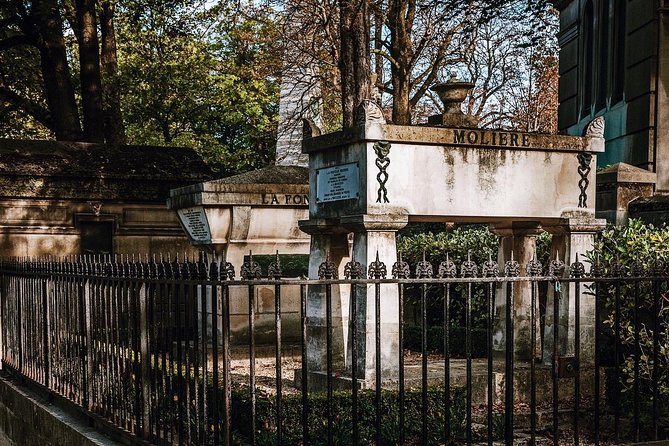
[[584, 116, 605, 138], [577, 152, 593, 208], [373, 141, 391, 203], [354, 100, 385, 127], [302, 118, 322, 139]]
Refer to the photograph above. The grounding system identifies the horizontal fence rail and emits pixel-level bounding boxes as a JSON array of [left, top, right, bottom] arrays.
[[0, 254, 667, 445]]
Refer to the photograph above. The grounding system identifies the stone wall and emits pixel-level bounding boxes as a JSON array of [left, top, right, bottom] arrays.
[[0, 199, 198, 257], [0, 139, 213, 258], [0, 375, 120, 446]]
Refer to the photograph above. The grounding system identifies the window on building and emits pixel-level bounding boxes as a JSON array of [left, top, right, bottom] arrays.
[[611, 0, 626, 103], [80, 221, 114, 255], [596, 0, 610, 111], [581, 0, 595, 117]]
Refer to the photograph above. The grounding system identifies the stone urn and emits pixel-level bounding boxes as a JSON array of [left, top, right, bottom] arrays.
[[428, 76, 479, 127]]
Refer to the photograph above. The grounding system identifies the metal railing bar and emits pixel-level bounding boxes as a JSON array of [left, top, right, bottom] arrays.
[[421, 283, 428, 446], [504, 281, 514, 446], [375, 280, 382, 446], [247, 282, 257, 446], [530, 279, 537, 446], [552, 279, 560, 446], [351, 281, 359, 446], [211, 284, 220, 446], [274, 280, 283, 446], [399, 282, 406, 446], [487, 282, 494, 446], [326, 282, 334, 446], [614, 280, 621, 442], [573, 280, 580, 446], [466, 281, 473, 446], [300, 283, 309, 446], [594, 280, 600, 446], [633, 278, 641, 442], [652, 278, 660, 440]]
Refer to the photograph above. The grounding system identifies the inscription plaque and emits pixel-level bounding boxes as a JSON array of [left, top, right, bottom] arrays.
[[177, 206, 212, 243], [316, 163, 360, 203]]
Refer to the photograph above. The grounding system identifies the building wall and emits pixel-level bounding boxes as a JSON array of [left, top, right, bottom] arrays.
[[0, 199, 198, 258], [556, 0, 658, 169]]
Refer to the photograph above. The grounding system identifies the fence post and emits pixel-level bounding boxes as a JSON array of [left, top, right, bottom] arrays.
[[79, 278, 90, 408], [83, 278, 93, 409], [0, 272, 4, 369], [138, 282, 151, 439], [17, 276, 22, 374], [42, 274, 51, 389]]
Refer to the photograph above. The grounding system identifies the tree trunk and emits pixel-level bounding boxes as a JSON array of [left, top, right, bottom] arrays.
[[338, 0, 371, 128], [99, 0, 125, 146], [31, 1, 83, 141], [76, 0, 105, 142], [388, 0, 414, 125]]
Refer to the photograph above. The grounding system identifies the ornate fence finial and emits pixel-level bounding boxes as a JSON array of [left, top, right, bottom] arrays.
[[589, 252, 604, 277], [268, 251, 283, 279], [549, 251, 566, 277], [318, 254, 338, 279], [241, 250, 262, 280], [526, 251, 543, 277], [482, 253, 499, 278], [415, 250, 433, 279], [461, 250, 479, 278], [392, 253, 410, 279], [570, 253, 585, 278], [368, 251, 387, 279], [344, 254, 365, 279], [438, 252, 457, 278], [505, 251, 520, 277], [220, 259, 235, 280]]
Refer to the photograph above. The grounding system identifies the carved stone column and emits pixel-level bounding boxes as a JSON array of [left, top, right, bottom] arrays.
[[543, 216, 606, 367], [298, 219, 351, 379], [491, 222, 543, 361], [341, 213, 408, 384]]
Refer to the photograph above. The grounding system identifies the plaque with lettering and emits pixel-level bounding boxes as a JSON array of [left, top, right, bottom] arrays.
[[316, 163, 360, 203], [177, 206, 212, 243]]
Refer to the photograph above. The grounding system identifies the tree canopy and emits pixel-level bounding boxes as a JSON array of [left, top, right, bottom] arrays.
[[1, 0, 558, 173]]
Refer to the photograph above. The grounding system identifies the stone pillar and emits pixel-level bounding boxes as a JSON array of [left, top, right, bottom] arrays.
[[655, 3, 669, 193], [543, 217, 606, 366], [491, 222, 543, 361], [341, 214, 408, 384], [595, 163, 656, 225], [298, 219, 350, 375]]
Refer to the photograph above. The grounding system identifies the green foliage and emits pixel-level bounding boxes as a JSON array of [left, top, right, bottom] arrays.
[[397, 226, 499, 329], [231, 384, 467, 445], [584, 219, 669, 418], [117, 1, 281, 175]]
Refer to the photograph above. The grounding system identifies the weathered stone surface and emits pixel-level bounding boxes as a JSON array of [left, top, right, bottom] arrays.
[[0, 375, 120, 446], [0, 139, 212, 201], [596, 163, 656, 224], [628, 194, 669, 226], [168, 165, 311, 347], [303, 123, 603, 224], [302, 119, 605, 384]]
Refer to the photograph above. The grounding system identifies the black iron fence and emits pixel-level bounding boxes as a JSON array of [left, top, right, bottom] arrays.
[[0, 254, 667, 445]]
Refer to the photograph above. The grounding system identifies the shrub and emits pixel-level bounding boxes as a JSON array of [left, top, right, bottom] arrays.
[[396, 226, 551, 330], [231, 384, 467, 445], [584, 219, 669, 426]]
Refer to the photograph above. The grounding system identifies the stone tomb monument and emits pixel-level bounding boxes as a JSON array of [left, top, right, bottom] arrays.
[[300, 92, 606, 386], [167, 165, 311, 343]]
